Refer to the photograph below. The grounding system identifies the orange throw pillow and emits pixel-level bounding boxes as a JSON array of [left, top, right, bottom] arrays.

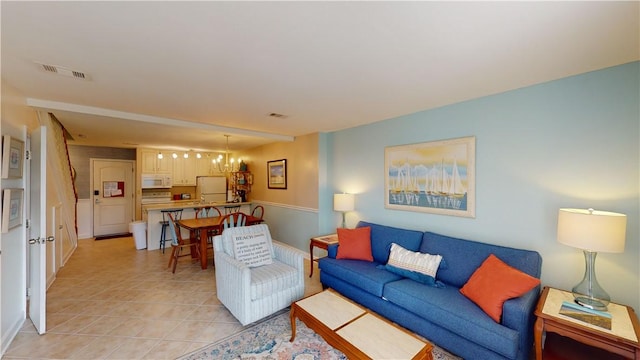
[[336, 227, 373, 261], [460, 254, 540, 322]]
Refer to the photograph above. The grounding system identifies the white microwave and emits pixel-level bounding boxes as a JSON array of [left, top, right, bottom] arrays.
[[141, 174, 173, 189]]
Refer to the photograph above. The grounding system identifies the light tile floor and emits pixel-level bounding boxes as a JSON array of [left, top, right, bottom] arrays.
[[3, 236, 323, 359]]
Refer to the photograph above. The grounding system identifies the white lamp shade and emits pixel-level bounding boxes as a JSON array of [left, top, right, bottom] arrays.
[[557, 208, 626, 253], [334, 193, 355, 212]]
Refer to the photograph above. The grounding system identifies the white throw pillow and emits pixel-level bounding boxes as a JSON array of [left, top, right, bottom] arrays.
[[387, 243, 442, 278], [223, 224, 274, 267]]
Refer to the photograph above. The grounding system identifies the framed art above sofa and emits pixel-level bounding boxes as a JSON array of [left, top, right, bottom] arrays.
[[385, 136, 475, 218]]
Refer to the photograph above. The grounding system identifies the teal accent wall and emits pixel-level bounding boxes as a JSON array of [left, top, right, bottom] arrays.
[[260, 203, 318, 251], [327, 62, 640, 311]]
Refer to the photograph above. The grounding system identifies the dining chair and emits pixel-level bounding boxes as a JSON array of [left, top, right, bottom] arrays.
[[195, 206, 222, 219], [224, 204, 241, 214], [159, 209, 183, 254], [195, 206, 223, 259], [251, 205, 264, 224], [221, 212, 247, 231], [166, 212, 200, 273]]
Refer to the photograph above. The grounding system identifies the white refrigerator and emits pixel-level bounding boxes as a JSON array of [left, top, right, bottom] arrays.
[[196, 176, 228, 203]]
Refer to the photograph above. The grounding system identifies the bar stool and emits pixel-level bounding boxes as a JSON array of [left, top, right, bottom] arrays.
[[224, 204, 241, 214], [160, 209, 183, 253]]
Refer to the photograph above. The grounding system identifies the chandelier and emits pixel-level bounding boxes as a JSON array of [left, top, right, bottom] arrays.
[[213, 135, 240, 173]]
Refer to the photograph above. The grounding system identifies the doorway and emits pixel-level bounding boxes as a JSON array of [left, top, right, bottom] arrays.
[[91, 159, 135, 237]]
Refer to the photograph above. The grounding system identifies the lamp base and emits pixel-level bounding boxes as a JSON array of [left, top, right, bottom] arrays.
[[574, 296, 608, 311], [571, 250, 610, 311]]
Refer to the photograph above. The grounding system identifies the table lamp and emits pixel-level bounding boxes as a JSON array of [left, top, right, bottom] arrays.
[[557, 208, 627, 311], [334, 193, 355, 228]]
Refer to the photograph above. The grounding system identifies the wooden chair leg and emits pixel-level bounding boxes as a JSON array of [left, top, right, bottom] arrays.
[[168, 246, 177, 269], [171, 247, 181, 273], [172, 256, 178, 273]]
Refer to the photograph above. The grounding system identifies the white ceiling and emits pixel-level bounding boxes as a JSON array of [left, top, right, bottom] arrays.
[[2, 1, 638, 153]]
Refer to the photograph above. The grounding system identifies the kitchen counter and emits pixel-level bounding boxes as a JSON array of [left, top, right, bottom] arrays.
[[142, 201, 252, 212], [143, 201, 252, 251]]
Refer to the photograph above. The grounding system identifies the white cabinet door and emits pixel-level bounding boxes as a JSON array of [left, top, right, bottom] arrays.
[[173, 156, 196, 185], [141, 150, 158, 173], [157, 155, 172, 173], [140, 149, 172, 174], [183, 157, 196, 185], [197, 157, 213, 176]]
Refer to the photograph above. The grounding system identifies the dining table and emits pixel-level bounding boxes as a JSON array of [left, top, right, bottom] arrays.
[[177, 215, 264, 269]]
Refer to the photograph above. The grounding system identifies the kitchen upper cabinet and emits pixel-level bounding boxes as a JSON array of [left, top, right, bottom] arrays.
[[173, 155, 197, 186], [196, 157, 216, 176], [141, 149, 172, 174]]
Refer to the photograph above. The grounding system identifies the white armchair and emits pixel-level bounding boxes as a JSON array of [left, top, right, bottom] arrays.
[[213, 224, 305, 326]]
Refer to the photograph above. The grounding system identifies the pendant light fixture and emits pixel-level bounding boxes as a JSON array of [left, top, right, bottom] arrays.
[[213, 135, 240, 173]]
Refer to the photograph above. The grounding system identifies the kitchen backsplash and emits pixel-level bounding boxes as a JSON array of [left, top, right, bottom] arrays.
[[171, 186, 195, 200]]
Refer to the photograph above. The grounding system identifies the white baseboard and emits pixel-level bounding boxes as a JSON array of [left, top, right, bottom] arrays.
[[1, 314, 25, 356]]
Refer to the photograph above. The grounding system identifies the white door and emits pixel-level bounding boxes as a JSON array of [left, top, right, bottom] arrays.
[[28, 126, 48, 334], [47, 204, 61, 288], [92, 160, 134, 236]]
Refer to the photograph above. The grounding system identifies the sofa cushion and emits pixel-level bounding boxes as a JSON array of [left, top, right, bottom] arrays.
[[420, 231, 542, 288], [250, 260, 298, 300], [383, 279, 520, 359], [381, 264, 444, 287], [318, 257, 401, 297], [336, 226, 373, 261], [460, 254, 541, 322], [357, 221, 423, 264]]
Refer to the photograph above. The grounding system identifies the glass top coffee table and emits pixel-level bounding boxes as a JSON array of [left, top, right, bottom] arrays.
[[290, 289, 433, 360]]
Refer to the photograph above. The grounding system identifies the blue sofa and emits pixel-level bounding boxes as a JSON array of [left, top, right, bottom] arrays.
[[319, 221, 542, 360]]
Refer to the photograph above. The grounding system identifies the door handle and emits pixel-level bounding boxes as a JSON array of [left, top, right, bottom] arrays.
[[28, 236, 55, 244]]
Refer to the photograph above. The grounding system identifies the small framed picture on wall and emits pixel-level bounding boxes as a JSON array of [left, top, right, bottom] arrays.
[[267, 159, 287, 189], [2, 136, 25, 179], [2, 188, 24, 233]]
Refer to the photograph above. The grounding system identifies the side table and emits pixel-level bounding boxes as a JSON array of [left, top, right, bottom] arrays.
[[534, 286, 640, 359], [309, 234, 338, 278]]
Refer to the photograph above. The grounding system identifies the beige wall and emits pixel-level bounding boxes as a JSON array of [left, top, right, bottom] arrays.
[[1, 82, 39, 131], [240, 133, 318, 209]]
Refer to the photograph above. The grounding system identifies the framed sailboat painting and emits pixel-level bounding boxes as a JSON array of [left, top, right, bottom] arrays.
[[385, 136, 475, 218]]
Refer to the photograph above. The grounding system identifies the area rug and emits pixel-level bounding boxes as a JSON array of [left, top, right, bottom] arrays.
[[178, 310, 460, 360]]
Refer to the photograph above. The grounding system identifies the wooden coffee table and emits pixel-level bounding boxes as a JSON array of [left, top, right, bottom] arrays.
[[290, 289, 433, 360]]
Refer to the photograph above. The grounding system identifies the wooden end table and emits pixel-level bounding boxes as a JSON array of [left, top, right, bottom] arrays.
[[534, 286, 640, 359], [309, 234, 338, 277]]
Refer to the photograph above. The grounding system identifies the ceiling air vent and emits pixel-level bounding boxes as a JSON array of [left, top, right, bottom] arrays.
[[37, 62, 89, 80]]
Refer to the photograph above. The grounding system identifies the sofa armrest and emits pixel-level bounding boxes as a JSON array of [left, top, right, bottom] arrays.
[[213, 235, 252, 305], [327, 243, 338, 258], [273, 242, 305, 273], [502, 285, 541, 353]]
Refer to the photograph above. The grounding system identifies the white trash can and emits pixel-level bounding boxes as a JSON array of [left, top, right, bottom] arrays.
[[129, 221, 147, 250]]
